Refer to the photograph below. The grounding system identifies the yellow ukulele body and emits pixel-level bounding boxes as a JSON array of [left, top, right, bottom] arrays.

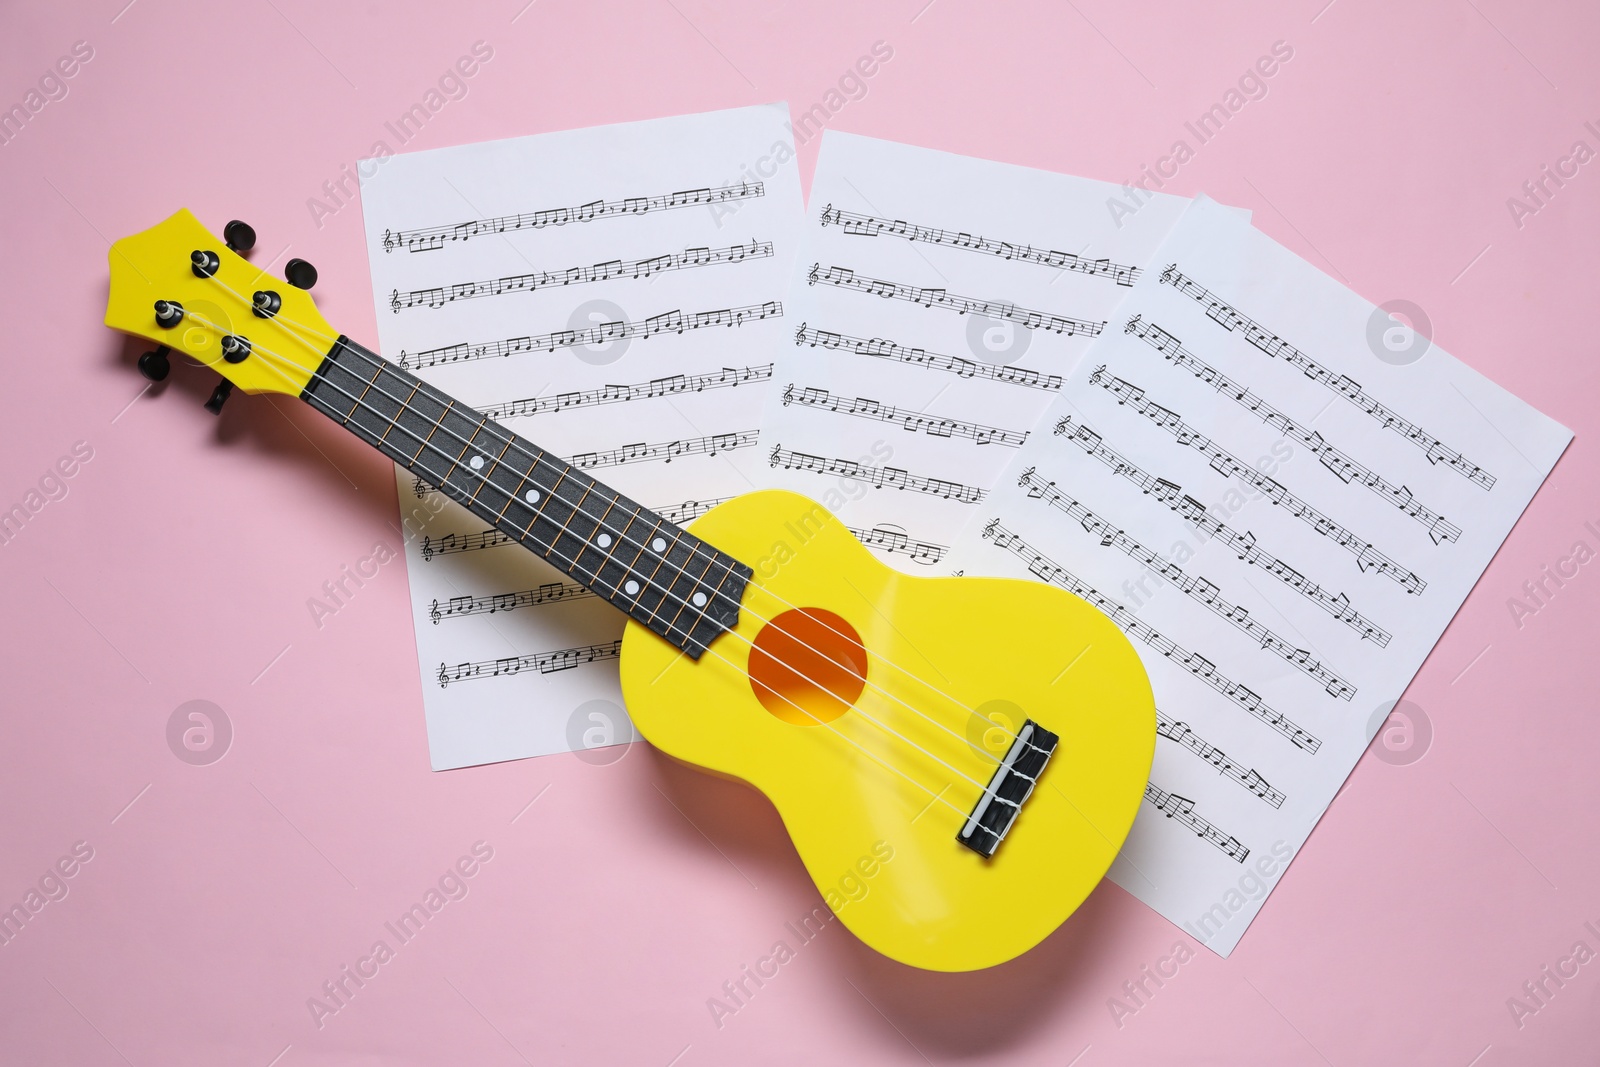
[[621, 490, 1155, 972]]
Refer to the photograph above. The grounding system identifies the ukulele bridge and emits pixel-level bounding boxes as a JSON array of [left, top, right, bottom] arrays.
[[957, 719, 1060, 859]]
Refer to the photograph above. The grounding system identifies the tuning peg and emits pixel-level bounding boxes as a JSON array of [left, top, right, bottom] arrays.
[[154, 300, 184, 328], [219, 335, 252, 364], [204, 380, 234, 415], [224, 220, 256, 253], [252, 290, 282, 319], [137, 346, 171, 382], [190, 249, 221, 278], [284, 258, 318, 290]]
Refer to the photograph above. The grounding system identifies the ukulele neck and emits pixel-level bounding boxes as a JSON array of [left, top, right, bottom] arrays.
[[300, 335, 751, 658]]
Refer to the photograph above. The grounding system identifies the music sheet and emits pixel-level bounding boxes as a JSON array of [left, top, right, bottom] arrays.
[[944, 196, 1572, 954], [359, 104, 803, 769], [755, 132, 1205, 572]]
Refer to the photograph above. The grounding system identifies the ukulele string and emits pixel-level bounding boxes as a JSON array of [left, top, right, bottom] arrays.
[[175, 306, 1000, 811], [212, 279, 1033, 757]]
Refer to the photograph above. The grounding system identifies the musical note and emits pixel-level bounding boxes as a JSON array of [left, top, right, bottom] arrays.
[[807, 264, 1104, 337], [419, 529, 513, 560], [768, 445, 987, 504], [1078, 371, 1429, 595], [390, 240, 773, 311], [1017, 467, 1356, 700], [430, 580, 596, 622], [1158, 265, 1497, 491], [398, 302, 783, 370], [1155, 710, 1286, 808], [437, 639, 624, 686], [1143, 782, 1250, 862], [475, 365, 772, 421], [846, 523, 948, 564], [1045, 421, 1392, 643], [571, 431, 757, 470], [651, 497, 735, 525], [384, 182, 765, 252], [981, 520, 1320, 752], [1125, 316, 1462, 544], [781, 382, 1029, 447], [818, 204, 1141, 286], [793, 324, 1063, 391]]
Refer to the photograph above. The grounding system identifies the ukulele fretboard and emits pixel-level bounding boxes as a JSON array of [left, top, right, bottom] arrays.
[[301, 336, 751, 658]]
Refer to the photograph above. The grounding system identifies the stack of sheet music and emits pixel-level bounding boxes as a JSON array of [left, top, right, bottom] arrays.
[[357, 103, 1570, 955]]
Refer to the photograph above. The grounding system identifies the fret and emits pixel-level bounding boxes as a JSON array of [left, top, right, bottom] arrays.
[[514, 446, 567, 533], [631, 512, 683, 629], [669, 541, 730, 646], [457, 411, 507, 510], [580, 490, 630, 595], [636, 511, 694, 630], [380, 377, 428, 458], [467, 432, 515, 513], [603, 505, 652, 605], [554, 483, 605, 588], [488, 445, 548, 534], [301, 336, 751, 657], [431, 401, 493, 498]]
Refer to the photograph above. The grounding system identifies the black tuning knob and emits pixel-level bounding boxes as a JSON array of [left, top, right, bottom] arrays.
[[204, 380, 234, 415], [284, 258, 317, 290], [137, 346, 171, 382], [252, 290, 282, 319], [154, 300, 184, 328], [224, 220, 256, 253], [190, 250, 220, 278], [219, 335, 252, 363]]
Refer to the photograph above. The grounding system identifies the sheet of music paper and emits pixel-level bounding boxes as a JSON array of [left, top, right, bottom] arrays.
[[754, 132, 1206, 572], [359, 104, 802, 769], [944, 195, 1572, 954]]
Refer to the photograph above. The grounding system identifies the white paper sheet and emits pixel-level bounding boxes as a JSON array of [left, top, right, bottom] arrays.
[[754, 133, 1206, 572], [359, 104, 803, 770], [944, 196, 1572, 954]]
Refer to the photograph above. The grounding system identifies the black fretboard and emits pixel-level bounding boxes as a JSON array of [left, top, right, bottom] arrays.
[[301, 336, 751, 658]]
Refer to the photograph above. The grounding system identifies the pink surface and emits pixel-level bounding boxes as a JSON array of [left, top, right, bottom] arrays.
[[1, 1, 1596, 1063]]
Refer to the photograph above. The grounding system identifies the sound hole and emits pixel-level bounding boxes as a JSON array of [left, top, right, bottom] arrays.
[[748, 608, 867, 726]]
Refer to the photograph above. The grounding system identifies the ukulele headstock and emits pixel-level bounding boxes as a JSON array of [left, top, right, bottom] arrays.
[[105, 210, 333, 405]]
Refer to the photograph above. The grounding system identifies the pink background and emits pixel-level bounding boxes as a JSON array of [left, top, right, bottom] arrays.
[[2, 0, 1597, 1063]]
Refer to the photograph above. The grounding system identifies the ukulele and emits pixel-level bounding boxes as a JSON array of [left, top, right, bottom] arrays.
[[106, 210, 1156, 972]]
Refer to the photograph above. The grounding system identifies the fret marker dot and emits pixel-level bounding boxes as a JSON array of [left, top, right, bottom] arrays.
[[597, 533, 613, 548], [524, 489, 540, 504], [692, 592, 708, 607], [624, 579, 640, 595], [469, 455, 485, 470], [651, 537, 668, 552]]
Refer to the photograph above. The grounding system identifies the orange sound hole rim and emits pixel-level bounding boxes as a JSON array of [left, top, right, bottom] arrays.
[[747, 608, 868, 726]]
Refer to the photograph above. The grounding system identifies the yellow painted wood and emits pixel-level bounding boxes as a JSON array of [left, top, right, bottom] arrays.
[[621, 490, 1155, 972], [105, 210, 332, 396]]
